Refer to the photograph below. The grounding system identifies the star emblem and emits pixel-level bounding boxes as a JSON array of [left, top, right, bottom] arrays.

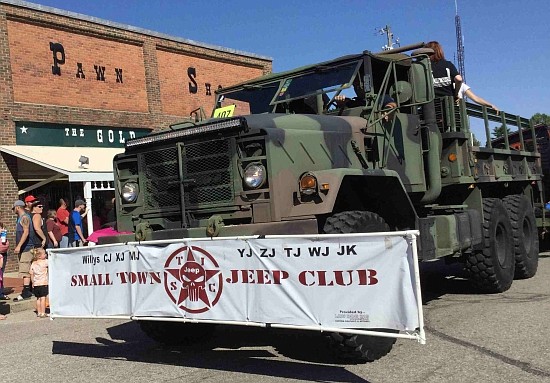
[[165, 247, 220, 307], [20, 125, 28, 134]]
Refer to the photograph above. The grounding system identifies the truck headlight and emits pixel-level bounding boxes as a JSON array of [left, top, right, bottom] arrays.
[[121, 182, 139, 203], [243, 163, 266, 189]]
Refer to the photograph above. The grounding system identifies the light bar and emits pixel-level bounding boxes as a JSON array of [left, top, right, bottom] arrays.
[[125, 117, 247, 148]]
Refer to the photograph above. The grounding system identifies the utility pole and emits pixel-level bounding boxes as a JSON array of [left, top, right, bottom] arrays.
[[455, 0, 466, 83], [377, 25, 400, 51]]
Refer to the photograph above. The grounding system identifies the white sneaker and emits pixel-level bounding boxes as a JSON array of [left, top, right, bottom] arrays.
[[13, 294, 31, 302]]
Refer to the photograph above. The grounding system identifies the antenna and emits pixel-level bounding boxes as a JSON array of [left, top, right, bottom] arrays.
[[455, 0, 466, 83], [376, 25, 400, 51]]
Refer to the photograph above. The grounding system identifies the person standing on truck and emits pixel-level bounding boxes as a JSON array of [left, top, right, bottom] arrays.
[[457, 83, 499, 112], [68, 199, 88, 247], [12, 200, 34, 302], [425, 41, 463, 98]]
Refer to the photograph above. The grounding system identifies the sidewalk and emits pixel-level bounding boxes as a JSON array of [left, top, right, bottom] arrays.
[[0, 272, 37, 315]]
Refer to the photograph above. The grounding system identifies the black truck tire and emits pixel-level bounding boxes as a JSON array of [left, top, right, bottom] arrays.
[[324, 210, 390, 234], [139, 320, 215, 346], [465, 198, 515, 293], [323, 210, 396, 362], [503, 195, 539, 279]]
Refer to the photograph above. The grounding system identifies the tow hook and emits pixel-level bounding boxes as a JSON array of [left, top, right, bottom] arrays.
[[135, 222, 151, 241], [206, 215, 224, 237]]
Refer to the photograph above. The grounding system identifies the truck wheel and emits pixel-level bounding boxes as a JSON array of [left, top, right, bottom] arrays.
[[503, 195, 539, 279], [465, 198, 515, 293], [323, 210, 390, 234], [328, 330, 398, 362], [323, 210, 396, 362], [139, 320, 215, 346]]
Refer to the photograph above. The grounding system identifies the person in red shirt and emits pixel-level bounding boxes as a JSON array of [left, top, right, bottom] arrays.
[[46, 209, 62, 248], [56, 198, 70, 248]]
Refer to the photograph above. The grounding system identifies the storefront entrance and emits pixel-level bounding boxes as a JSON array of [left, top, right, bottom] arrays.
[[17, 180, 115, 238], [0, 122, 150, 237]]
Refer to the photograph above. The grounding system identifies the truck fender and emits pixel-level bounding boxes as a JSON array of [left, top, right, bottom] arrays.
[[288, 168, 417, 230]]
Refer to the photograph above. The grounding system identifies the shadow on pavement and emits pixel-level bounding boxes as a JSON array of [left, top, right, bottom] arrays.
[[419, 259, 478, 304], [52, 321, 370, 383], [50, 255, 547, 380], [419, 254, 550, 304]]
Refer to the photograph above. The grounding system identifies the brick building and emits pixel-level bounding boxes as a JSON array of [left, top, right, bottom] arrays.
[[0, 0, 272, 271]]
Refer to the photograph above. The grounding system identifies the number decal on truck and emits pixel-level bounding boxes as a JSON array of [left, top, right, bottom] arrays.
[[213, 104, 236, 118]]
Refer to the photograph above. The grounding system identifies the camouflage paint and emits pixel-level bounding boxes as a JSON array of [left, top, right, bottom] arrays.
[[107, 46, 543, 261]]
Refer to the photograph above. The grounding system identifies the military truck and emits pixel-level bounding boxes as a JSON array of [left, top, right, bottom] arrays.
[[103, 42, 542, 361]]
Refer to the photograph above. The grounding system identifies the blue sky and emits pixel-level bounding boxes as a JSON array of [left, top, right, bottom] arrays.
[[31, 0, 549, 123]]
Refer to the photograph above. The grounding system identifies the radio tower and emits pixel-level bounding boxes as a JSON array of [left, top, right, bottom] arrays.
[[455, 0, 466, 83]]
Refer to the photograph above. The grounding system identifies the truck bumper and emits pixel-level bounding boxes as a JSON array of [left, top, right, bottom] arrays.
[[98, 218, 319, 245]]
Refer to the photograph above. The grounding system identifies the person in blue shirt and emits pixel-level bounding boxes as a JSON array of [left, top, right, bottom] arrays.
[[68, 199, 88, 247]]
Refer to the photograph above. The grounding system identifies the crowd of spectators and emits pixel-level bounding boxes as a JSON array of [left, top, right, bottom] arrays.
[[0, 195, 116, 319]]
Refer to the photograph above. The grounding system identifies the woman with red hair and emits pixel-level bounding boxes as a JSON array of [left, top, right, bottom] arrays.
[[425, 41, 463, 98]]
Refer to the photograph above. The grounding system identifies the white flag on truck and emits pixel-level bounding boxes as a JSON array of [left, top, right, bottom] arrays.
[[49, 233, 421, 332]]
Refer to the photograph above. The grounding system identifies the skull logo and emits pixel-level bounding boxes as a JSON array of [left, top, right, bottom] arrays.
[[180, 261, 206, 302], [164, 245, 223, 314]]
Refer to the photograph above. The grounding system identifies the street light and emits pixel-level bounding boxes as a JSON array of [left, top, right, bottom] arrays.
[[79, 155, 89, 168]]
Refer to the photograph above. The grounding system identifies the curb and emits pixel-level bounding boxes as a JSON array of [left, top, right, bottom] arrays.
[[2, 272, 37, 315], [0, 298, 36, 315]]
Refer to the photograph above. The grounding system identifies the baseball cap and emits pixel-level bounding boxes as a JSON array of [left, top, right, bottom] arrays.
[[12, 200, 25, 208], [75, 199, 86, 207], [24, 195, 38, 203]]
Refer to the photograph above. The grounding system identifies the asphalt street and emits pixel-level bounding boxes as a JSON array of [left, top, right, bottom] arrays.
[[1, 254, 549, 383]]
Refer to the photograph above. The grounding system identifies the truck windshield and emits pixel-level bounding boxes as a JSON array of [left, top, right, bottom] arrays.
[[216, 85, 279, 115], [271, 61, 360, 104], [216, 59, 361, 116]]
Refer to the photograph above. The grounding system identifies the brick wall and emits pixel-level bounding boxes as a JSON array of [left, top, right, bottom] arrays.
[[8, 20, 150, 112], [157, 48, 264, 116], [0, 1, 272, 272]]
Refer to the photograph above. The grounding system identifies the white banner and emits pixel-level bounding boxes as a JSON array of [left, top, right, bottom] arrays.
[[49, 233, 422, 333]]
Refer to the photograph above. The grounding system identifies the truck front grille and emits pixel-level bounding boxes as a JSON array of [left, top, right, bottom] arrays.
[[183, 139, 234, 206], [140, 138, 234, 211], [142, 147, 180, 209]]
